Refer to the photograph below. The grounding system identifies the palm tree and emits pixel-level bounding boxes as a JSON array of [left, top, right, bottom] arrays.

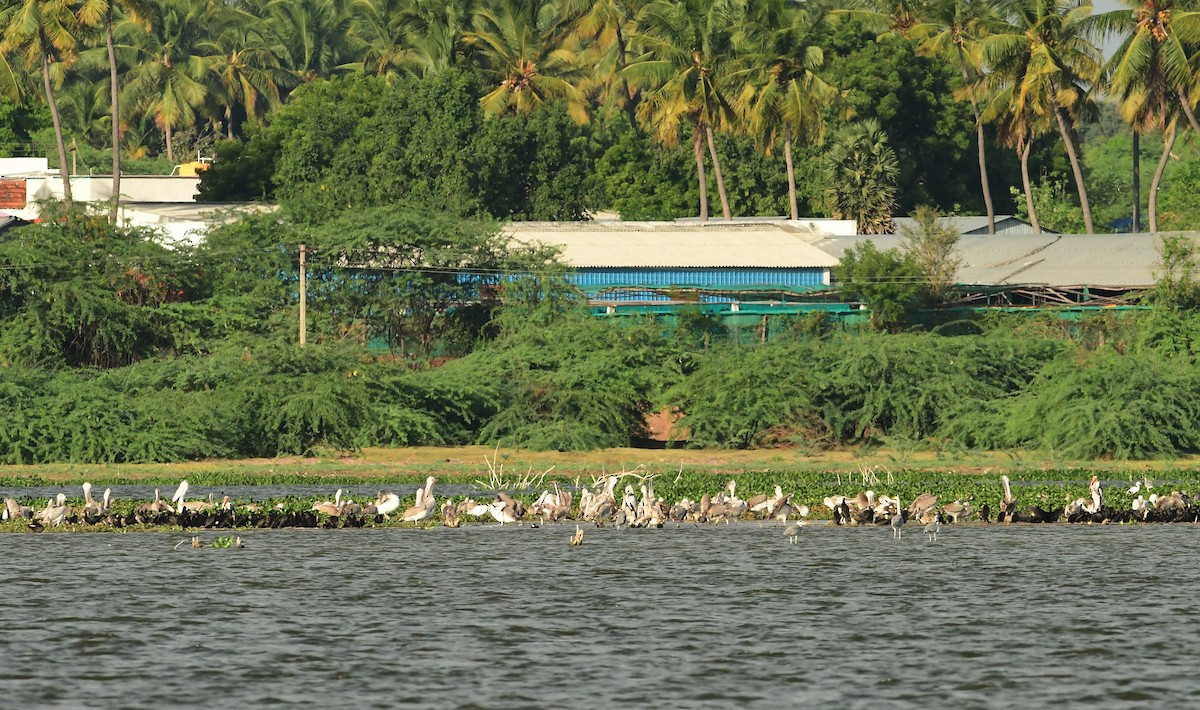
[[392, 0, 479, 76], [200, 17, 290, 138], [77, 0, 151, 222], [0, 0, 81, 206], [464, 0, 589, 121], [117, 0, 212, 162], [824, 119, 899, 234], [346, 0, 416, 79], [976, 40, 1049, 233], [1088, 0, 1200, 230], [910, 0, 998, 233], [736, 0, 839, 220], [560, 0, 649, 126], [984, 0, 1102, 234], [264, 0, 357, 84], [624, 0, 740, 221]]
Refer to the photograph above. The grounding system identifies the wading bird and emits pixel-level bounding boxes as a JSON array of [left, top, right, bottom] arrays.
[[891, 507, 907, 539], [924, 513, 943, 542]]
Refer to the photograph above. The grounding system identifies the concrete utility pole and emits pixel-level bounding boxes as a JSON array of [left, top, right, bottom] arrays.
[[299, 244, 307, 346]]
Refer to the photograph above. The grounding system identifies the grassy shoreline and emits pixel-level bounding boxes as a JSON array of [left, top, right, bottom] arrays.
[[2, 445, 1199, 487]]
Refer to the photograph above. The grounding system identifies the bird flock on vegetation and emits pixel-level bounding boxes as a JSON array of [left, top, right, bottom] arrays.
[[4, 474, 1200, 542]]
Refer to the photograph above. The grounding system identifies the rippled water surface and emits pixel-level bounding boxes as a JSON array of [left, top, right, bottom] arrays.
[[3, 524, 1198, 707]]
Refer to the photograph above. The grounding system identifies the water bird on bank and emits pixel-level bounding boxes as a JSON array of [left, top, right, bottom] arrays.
[[570, 525, 584, 546], [36, 495, 68, 527], [172, 480, 213, 514], [312, 489, 345, 516], [457, 498, 491, 518], [371, 492, 401, 516], [402, 477, 437, 523], [907, 493, 938, 519], [1083, 476, 1103, 514], [3, 498, 32, 521], [138, 489, 171, 514], [941, 499, 972, 524], [998, 476, 1016, 523], [488, 497, 519, 525], [441, 502, 461, 528]]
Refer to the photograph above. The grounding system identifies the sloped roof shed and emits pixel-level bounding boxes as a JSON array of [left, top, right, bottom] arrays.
[[507, 220, 838, 300]]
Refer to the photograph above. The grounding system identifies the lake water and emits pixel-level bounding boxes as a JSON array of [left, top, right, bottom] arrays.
[[2, 523, 1197, 707]]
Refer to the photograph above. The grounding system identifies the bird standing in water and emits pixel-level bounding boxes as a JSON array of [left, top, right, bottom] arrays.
[[569, 525, 584, 546], [891, 509, 907, 539], [924, 513, 943, 542]]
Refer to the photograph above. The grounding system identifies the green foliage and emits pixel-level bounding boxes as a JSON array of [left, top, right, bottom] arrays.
[[197, 130, 280, 201], [463, 310, 672, 451], [1158, 157, 1200, 231], [1002, 350, 1200, 459], [836, 241, 925, 332], [1149, 234, 1200, 310], [252, 71, 601, 223], [822, 119, 898, 234], [822, 23, 998, 213], [900, 205, 962, 303], [0, 204, 201, 368], [672, 331, 1063, 450], [1011, 179, 1086, 234]]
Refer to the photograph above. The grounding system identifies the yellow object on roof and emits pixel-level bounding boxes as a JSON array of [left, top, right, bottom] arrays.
[[176, 160, 211, 177]]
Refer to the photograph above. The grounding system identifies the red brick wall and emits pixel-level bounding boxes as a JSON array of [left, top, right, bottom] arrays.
[[0, 180, 26, 209]]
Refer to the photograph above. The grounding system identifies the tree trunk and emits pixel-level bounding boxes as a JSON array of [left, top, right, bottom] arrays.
[[1020, 139, 1040, 234], [1178, 88, 1200, 136], [1149, 120, 1176, 233], [1053, 105, 1094, 234], [693, 126, 708, 222], [166, 123, 174, 163], [957, 44, 994, 234], [784, 124, 798, 220], [227, 106, 234, 140], [615, 25, 639, 128], [705, 124, 731, 221], [42, 54, 72, 207], [107, 8, 121, 224], [1132, 130, 1140, 233]]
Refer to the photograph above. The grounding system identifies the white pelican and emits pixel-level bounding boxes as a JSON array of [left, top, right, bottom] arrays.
[[37, 495, 68, 527], [4, 498, 32, 520], [457, 498, 490, 518], [171, 481, 212, 513], [402, 477, 436, 522], [374, 492, 401, 516], [81, 482, 101, 516], [907, 493, 938, 518], [999, 475, 1016, 522], [312, 489, 344, 516], [488, 498, 518, 525]]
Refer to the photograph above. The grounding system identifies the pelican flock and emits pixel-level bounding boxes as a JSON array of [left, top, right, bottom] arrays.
[[2, 474, 1199, 534]]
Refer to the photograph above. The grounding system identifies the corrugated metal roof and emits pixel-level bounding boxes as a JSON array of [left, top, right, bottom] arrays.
[[891, 214, 1052, 235], [507, 220, 840, 269], [808, 232, 1171, 288]]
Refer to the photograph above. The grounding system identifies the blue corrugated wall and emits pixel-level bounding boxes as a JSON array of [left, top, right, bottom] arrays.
[[569, 268, 827, 301]]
